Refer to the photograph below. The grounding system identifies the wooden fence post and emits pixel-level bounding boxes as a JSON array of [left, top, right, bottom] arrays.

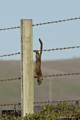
[[21, 19, 34, 117]]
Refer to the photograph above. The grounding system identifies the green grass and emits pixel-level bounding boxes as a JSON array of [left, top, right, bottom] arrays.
[[1, 103, 80, 119]]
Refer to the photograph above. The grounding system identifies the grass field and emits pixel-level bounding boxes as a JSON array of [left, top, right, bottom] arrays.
[[0, 58, 80, 110]]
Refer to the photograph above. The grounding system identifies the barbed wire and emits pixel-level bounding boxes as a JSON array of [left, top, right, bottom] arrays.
[[34, 100, 80, 104], [0, 52, 20, 58], [0, 45, 80, 58], [0, 17, 80, 31], [0, 100, 80, 106], [0, 103, 21, 107], [33, 45, 80, 52], [0, 77, 21, 82], [33, 17, 80, 26], [42, 73, 80, 78], [0, 73, 79, 82], [0, 26, 20, 31]]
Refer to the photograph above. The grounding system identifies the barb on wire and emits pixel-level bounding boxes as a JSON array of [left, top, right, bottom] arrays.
[[0, 17, 80, 31], [0, 103, 21, 107], [0, 77, 21, 82], [33, 17, 80, 26], [33, 46, 80, 52], [0, 52, 20, 58], [42, 73, 80, 78], [34, 100, 80, 104]]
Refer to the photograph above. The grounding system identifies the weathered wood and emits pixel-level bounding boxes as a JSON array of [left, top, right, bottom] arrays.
[[21, 19, 34, 117]]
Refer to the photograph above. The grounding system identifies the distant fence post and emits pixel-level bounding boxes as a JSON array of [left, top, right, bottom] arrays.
[[21, 19, 34, 117]]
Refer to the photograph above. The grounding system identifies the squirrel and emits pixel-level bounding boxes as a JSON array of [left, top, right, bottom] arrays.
[[34, 39, 43, 85]]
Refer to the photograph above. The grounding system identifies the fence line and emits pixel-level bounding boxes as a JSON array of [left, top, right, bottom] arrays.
[[0, 72, 80, 82], [0, 18, 80, 114], [42, 73, 80, 78], [0, 99, 80, 106], [34, 100, 80, 104], [0, 77, 21, 82], [0, 17, 80, 31], [0, 100, 80, 106], [0, 26, 20, 31], [0, 52, 20, 58], [0, 103, 21, 107], [33, 17, 80, 26], [34, 45, 80, 52], [0, 45, 80, 58]]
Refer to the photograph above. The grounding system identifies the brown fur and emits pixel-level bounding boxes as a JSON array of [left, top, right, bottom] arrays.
[[34, 39, 43, 85]]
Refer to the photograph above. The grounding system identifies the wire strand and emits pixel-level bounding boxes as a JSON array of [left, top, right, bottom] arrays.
[[0, 17, 80, 31], [33, 17, 80, 26], [33, 45, 80, 52], [34, 100, 80, 104], [0, 26, 20, 31], [42, 73, 80, 78], [0, 52, 20, 57], [0, 103, 21, 106], [0, 77, 21, 82], [0, 45, 80, 58]]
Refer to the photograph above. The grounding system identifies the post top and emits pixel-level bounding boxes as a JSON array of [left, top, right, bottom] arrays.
[[21, 19, 32, 21]]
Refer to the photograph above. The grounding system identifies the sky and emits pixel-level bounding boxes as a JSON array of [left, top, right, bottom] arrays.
[[0, 0, 80, 61]]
